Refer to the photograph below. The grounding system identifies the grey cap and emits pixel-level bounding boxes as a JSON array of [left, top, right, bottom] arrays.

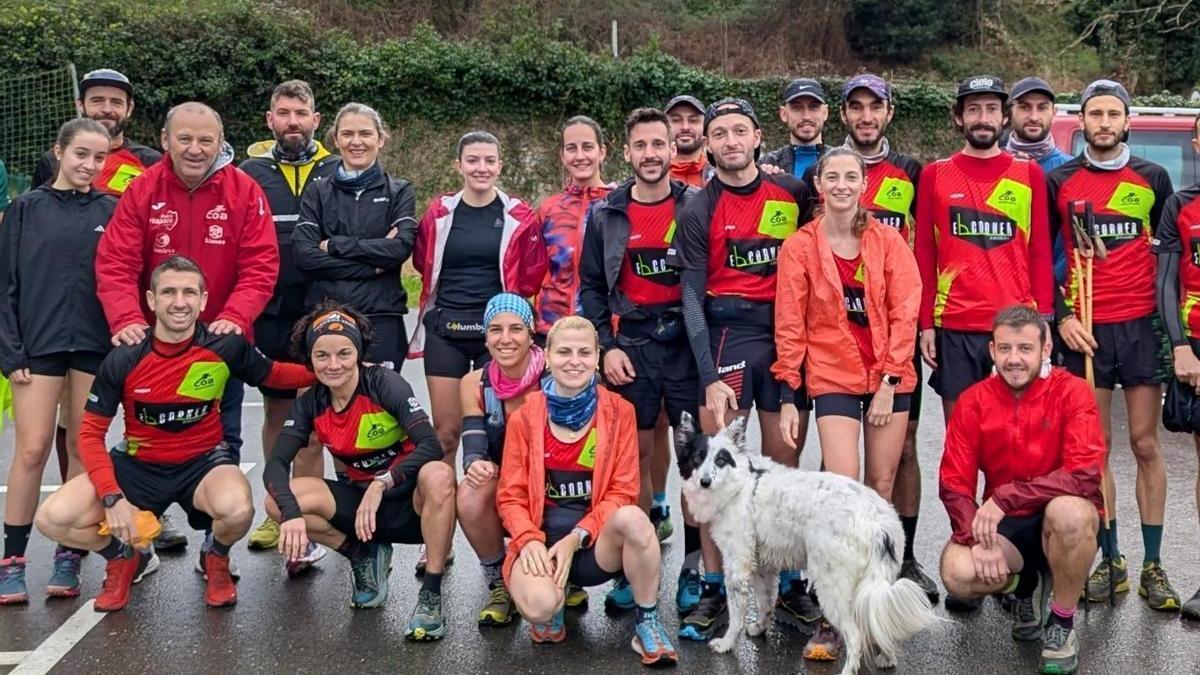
[[1011, 76, 1055, 102], [1080, 79, 1131, 110], [665, 95, 706, 115]]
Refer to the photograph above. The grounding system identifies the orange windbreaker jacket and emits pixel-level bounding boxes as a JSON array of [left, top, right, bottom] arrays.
[[772, 214, 922, 397]]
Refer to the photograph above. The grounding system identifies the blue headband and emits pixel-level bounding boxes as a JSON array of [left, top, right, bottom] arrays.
[[484, 293, 533, 329]]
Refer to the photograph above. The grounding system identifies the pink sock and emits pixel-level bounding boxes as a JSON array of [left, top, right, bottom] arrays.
[[1050, 601, 1075, 619]]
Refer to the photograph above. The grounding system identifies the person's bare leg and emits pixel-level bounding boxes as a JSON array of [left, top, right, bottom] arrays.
[[412, 462, 456, 576], [862, 412, 909, 503], [593, 505, 661, 606], [64, 370, 95, 480], [817, 415, 862, 480], [34, 474, 107, 551], [1124, 385, 1166, 533], [1042, 496, 1099, 611], [264, 478, 343, 549], [192, 466, 255, 548], [427, 376, 464, 466], [637, 428, 654, 513], [758, 410, 796, 467], [456, 478, 504, 562], [5, 376, 66, 537], [651, 410, 671, 509]]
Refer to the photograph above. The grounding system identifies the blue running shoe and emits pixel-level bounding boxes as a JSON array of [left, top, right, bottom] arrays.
[[0, 557, 29, 605], [530, 607, 567, 643], [47, 548, 82, 598], [676, 568, 701, 614], [404, 589, 447, 641], [632, 613, 679, 666], [605, 575, 636, 611], [350, 543, 392, 608]]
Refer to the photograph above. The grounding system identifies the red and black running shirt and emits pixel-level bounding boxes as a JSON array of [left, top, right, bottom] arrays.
[[541, 426, 596, 540], [1151, 183, 1200, 342], [79, 324, 314, 497], [265, 366, 441, 521], [861, 151, 922, 247], [618, 195, 682, 309], [667, 172, 812, 302], [1047, 156, 1173, 324], [835, 253, 876, 370], [914, 152, 1053, 331]]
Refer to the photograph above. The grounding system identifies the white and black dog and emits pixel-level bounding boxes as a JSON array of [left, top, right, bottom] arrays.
[[676, 412, 938, 675]]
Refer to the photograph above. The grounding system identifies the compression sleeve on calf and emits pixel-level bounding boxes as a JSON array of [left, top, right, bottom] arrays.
[[79, 411, 119, 498], [1157, 250, 1188, 347], [681, 268, 718, 387], [262, 432, 308, 522], [461, 415, 489, 470]]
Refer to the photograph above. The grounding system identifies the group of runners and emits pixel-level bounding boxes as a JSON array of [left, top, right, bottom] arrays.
[[0, 65, 1197, 674]]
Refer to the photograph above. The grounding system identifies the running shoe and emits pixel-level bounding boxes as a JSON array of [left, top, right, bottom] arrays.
[[203, 552, 238, 607], [1181, 587, 1200, 620], [0, 556, 29, 605], [350, 542, 392, 609], [153, 513, 188, 551], [632, 614, 679, 666], [675, 568, 701, 614], [405, 589, 447, 641], [564, 583, 589, 610], [135, 548, 161, 582], [650, 507, 674, 543], [414, 544, 454, 575], [678, 587, 727, 641], [803, 621, 843, 661], [605, 575, 636, 611], [1139, 562, 1181, 611], [94, 548, 152, 612], [530, 608, 567, 644], [247, 516, 280, 550], [944, 593, 983, 612], [46, 548, 83, 598], [1038, 621, 1079, 675], [285, 542, 327, 578], [1082, 555, 1128, 602], [478, 582, 515, 626], [194, 532, 241, 580], [1011, 571, 1050, 641], [776, 578, 822, 627], [900, 558, 941, 604]]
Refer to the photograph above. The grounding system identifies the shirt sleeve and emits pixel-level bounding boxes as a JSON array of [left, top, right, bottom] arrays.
[[326, 180, 417, 270], [939, 388, 983, 546], [1154, 193, 1188, 347], [217, 182, 278, 332], [1026, 162, 1054, 317], [264, 391, 318, 521], [220, 334, 315, 389], [0, 198, 26, 375], [95, 184, 150, 333], [914, 162, 939, 330]]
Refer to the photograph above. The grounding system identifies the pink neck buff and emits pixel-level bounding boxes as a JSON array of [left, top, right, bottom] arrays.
[[488, 346, 545, 400]]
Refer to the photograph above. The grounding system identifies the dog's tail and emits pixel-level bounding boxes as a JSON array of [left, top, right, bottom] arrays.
[[853, 531, 938, 660]]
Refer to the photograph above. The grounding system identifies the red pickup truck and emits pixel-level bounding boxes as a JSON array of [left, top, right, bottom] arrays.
[[1051, 103, 1199, 188]]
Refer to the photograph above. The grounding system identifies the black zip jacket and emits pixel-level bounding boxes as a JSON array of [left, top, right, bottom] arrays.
[[579, 179, 697, 350], [240, 141, 341, 317], [0, 186, 116, 374], [293, 167, 417, 315], [760, 142, 827, 177]]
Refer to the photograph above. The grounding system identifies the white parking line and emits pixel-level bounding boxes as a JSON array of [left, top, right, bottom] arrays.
[[3, 462, 257, 673]]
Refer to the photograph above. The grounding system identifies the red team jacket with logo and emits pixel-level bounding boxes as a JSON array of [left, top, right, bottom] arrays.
[[1152, 183, 1200, 341], [914, 152, 1053, 332], [95, 152, 279, 338], [1047, 157, 1173, 324]]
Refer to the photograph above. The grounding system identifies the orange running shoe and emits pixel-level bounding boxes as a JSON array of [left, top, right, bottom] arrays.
[[204, 552, 238, 607]]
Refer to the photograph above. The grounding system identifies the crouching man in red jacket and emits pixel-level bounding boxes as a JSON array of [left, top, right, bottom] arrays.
[[939, 305, 1104, 675]]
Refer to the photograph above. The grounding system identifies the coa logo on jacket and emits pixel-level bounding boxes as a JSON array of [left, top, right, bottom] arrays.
[[206, 204, 229, 221]]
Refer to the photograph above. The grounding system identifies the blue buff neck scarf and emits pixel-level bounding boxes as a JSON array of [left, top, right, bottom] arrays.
[[542, 375, 598, 431]]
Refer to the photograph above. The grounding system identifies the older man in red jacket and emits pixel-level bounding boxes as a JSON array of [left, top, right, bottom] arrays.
[[96, 101, 278, 550], [938, 305, 1104, 675]]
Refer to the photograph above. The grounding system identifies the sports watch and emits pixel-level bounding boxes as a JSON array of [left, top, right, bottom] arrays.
[[101, 492, 124, 508], [372, 470, 396, 491], [882, 374, 901, 387]]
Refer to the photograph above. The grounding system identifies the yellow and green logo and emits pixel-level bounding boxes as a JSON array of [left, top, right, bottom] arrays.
[[1105, 181, 1154, 227], [176, 361, 230, 401], [985, 179, 1032, 238], [356, 411, 406, 450], [663, 219, 677, 244], [575, 428, 598, 469], [757, 200, 799, 239], [872, 177, 914, 215]]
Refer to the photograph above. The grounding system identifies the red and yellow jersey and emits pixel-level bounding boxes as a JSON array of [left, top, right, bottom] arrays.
[[1152, 183, 1200, 338], [1047, 157, 1173, 324], [861, 151, 922, 247], [914, 152, 1053, 331], [617, 195, 681, 308]]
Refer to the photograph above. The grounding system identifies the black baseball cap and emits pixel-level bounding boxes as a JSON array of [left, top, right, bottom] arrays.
[[956, 74, 1007, 102], [1010, 77, 1055, 102], [665, 95, 705, 115], [79, 68, 134, 100], [783, 78, 826, 104], [703, 98, 762, 162], [1080, 79, 1131, 111]]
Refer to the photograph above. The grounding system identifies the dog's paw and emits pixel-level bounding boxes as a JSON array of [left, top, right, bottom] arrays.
[[746, 621, 766, 637], [874, 652, 898, 670], [708, 635, 737, 653]]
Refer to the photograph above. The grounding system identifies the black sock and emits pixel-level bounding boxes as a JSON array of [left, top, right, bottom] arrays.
[[900, 515, 918, 561], [97, 537, 131, 561], [209, 537, 232, 557], [336, 538, 369, 561], [3, 523, 33, 559], [636, 602, 658, 622], [1013, 570, 1039, 599], [684, 525, 700, 555], [62, 546, 89, 557], [55, 425, 69, 482], [422, 571, 443, 594]]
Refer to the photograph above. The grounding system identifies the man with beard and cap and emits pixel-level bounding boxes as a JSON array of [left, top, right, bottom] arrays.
[[32, 69, 161, 195], [915, 76, 1054, 608], [94, 102, 278, 576], [239, 80, 340, 567], [579, 107, 701, 616], [761, 78, 828, 177], [666, 98, 822, 649], [837, 73, 940, 605], [1047, 79, 1179, 611], [939, 305, 1104, 675], [665, 95, 713, 187]]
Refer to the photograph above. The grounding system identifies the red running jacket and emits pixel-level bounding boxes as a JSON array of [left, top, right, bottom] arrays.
[[939, 367, 1105, 546], [95, 147, 278, 339]]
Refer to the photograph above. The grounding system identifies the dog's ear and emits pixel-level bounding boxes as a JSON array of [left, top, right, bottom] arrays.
[[675, 411, 697, 452], [723, 414, 748, 450]]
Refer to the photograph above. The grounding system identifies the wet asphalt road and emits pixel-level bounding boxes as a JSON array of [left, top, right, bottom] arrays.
[[2, 337, 1200, 674]]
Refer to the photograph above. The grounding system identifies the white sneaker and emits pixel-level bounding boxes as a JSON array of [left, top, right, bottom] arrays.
[[286, 543, 327, 578]]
